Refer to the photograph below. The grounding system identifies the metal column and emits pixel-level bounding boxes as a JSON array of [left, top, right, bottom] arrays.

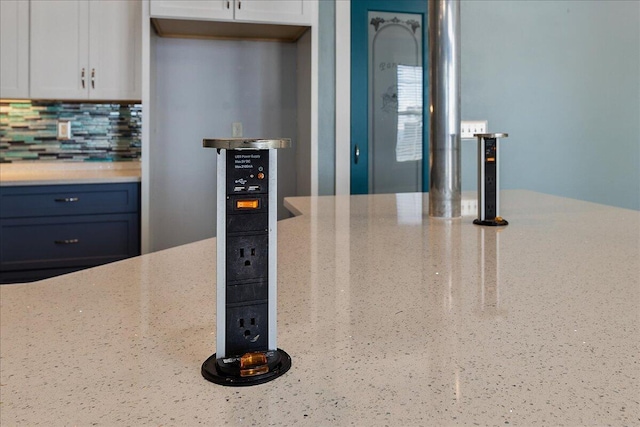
[[428, 0, 461, 218]]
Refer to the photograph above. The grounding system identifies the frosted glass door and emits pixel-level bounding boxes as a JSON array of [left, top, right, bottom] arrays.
[[368, 11, 423, 193], [351, 0, 427, 195]]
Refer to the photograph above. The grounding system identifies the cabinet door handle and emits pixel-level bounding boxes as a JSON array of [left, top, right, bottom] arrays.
[[238, 1, 241, 9], [54, 197, 79, 203], [91, 68, 95, 89], [226, 1, 230, 8], [81, 68, 85, 89], [54, 239, 79, 245], [354, 144, 360, 164]]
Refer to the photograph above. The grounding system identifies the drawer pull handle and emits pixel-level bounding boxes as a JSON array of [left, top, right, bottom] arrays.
[[55, 239, 79, 245], [54, 197, 79, 202]]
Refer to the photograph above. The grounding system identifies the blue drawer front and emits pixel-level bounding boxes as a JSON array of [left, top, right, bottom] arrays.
[[0, 213, 140, 271], [0, 183, 139, 218]]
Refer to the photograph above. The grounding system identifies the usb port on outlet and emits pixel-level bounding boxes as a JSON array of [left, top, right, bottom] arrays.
[[248, 185, 260, 191], [234, 186, 246, 192]]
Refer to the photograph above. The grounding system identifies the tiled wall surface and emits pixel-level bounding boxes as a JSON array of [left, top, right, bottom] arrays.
[[0, 101, 141, 163]]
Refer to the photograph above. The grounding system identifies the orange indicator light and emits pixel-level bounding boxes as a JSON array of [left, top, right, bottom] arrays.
[[257, 172, 265, 180], [236, 199, 259, 209], [240, 366, 269, 377], [239, 352, 269, 377]]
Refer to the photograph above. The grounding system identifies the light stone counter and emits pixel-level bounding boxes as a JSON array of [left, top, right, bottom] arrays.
[[0, 162, 141, 186], [0, 190, 638, 426]]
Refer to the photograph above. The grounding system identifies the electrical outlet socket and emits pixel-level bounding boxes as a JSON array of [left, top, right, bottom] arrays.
[[461, 198, 478, 216], [226, 304, 268, 354], [232, 122, 243, 137], [57, 120, 71, 140], [226, 235, 268, 282], [461, 120, 488, 139]]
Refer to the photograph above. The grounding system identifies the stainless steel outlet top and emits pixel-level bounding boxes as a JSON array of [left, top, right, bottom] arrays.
[[203, 138, 291, 150], [474, 133, 509, 139]]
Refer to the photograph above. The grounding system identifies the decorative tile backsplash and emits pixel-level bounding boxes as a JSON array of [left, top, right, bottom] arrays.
[[0, 101, 141, 163]]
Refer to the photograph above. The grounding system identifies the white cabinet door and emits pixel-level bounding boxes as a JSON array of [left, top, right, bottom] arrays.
[[30, 0, 141, 100], [150, 0, 311, 25], [89, 1, 141, 100], [0, 0, 29, 98], [150, 0, 233, 21], [235, 0, 311, 25], [30, 0, 89, 99]]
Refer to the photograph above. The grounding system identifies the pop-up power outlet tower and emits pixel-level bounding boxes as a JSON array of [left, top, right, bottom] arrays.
[[201, 138, 291, 386], [473, 133, 509, 227]]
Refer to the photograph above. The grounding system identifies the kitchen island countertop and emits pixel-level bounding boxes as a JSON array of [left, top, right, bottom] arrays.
[[0, 190, 638, 426]]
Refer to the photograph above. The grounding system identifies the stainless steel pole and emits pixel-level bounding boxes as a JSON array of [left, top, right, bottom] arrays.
[[428, 0, 461, 218]]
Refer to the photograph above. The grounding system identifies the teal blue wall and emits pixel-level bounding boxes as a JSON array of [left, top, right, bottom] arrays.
[[461, 0, 640, 210]]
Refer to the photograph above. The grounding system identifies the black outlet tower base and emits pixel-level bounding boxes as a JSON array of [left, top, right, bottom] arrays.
[[201, 349, 292, 387], [473, 218, 509, 226]]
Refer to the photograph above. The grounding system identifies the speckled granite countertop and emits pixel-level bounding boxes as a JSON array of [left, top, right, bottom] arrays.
[[0, 162, 141, 186], [1, 190, 638, 426]]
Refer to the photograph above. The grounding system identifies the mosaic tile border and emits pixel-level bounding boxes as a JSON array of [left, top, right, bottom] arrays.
[[0, 101, 141, 163]]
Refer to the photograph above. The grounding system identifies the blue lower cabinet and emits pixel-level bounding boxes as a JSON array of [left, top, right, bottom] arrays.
[[0, 182, 140, 284]]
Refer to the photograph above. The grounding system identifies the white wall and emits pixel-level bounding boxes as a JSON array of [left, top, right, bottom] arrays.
[[334, 0, 640, 210], [296, 30, 312, 197], [461, 0, 639, 210], [148, 37, 299, 251]]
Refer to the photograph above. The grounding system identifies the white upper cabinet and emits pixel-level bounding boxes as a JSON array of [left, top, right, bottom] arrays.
[[150, 0, 312, 26], [235, 0, 310, 25], [30, 0, 141, 100], [30, 1, 88, 99], [0, 0, 29, 98], [150, 0, 233, 21], [88, 1, 142, 100]]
